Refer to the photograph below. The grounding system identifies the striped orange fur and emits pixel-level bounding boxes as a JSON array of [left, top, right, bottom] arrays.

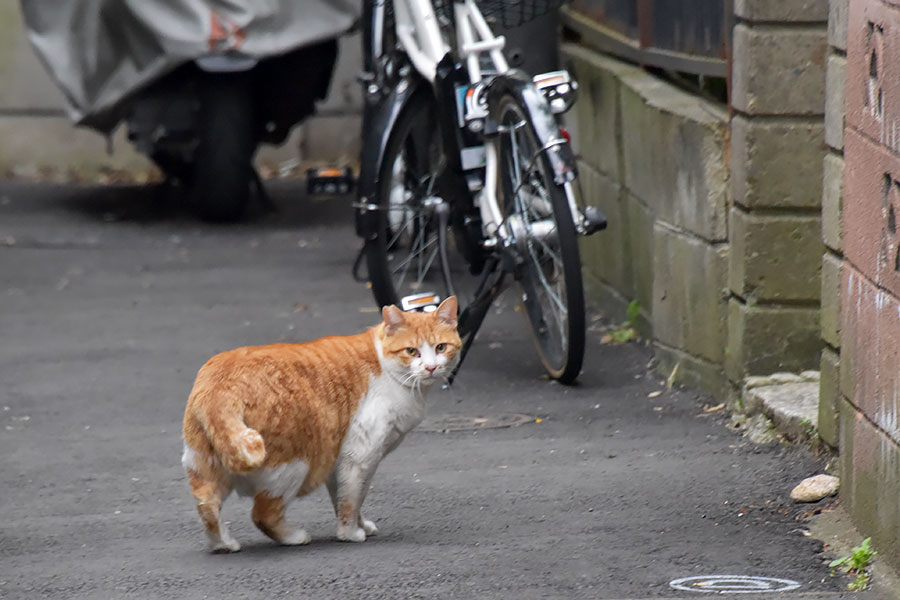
[[182, 297, 460, 552]]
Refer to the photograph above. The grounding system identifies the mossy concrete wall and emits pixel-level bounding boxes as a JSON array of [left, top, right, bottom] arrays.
[[0, 6, 361, 180], [562, 44, 731, 397]]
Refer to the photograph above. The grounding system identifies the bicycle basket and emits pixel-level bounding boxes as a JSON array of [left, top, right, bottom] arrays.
[[475, 0, 569, 29]]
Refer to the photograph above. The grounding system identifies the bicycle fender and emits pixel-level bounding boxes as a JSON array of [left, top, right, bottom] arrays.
[[356, 74, 430, 239], [485, 71, 578, 185]]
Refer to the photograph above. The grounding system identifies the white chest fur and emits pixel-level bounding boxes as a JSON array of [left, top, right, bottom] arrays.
[[340, 370, 426, 467]]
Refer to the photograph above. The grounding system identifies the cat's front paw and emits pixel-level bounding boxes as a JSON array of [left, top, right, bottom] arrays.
[[337, 526, 367, 543], [361, 518, 378, 536], [210, 539, 241, 554]]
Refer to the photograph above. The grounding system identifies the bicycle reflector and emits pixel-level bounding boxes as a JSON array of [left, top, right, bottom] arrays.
[[400, 292, 441, 313], [533, 70, 578, 115]]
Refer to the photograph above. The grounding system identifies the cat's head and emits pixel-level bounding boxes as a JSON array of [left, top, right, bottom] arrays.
[[378, 296, 462, 387]]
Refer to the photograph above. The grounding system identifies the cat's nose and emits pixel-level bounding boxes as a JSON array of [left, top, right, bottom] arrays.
[[424, 365, 437, 374]]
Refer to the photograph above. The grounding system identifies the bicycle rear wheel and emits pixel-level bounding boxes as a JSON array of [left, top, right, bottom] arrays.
[[365, 93, 479, 309], [496, 93, 585, 384]]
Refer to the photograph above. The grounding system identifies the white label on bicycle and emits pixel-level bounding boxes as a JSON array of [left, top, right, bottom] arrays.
[[461, 146, 486, 171]]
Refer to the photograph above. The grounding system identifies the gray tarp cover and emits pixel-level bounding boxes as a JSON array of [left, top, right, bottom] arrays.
[[21, 0, 360, 132]]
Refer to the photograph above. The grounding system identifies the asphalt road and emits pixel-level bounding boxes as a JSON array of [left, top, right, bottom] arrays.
[[0, 181, 879, 599]]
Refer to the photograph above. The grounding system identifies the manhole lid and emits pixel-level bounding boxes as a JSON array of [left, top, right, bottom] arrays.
[[416, 413, 535, 433], [669, 575, 801, 594]]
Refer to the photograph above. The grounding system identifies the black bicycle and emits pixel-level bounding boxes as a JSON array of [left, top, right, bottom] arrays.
[[354, 0, 606, 383]]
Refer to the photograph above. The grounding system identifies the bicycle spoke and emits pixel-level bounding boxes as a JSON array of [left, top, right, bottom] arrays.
[[391, 231, 439, 284], [526, 241, 567, 315]]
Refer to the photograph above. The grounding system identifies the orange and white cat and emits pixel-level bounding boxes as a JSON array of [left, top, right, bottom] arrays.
[[182, 297, 460, 552]]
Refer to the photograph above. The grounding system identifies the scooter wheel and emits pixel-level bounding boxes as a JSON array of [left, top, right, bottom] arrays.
[[187, 74, 257, 222]]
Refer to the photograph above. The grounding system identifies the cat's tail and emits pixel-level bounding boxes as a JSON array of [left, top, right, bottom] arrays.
[[202, 410, 266, 474]]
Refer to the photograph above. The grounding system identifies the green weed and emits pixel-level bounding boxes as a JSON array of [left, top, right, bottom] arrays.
[[603, 300, 640, 344], [829, 537, 877, 591]]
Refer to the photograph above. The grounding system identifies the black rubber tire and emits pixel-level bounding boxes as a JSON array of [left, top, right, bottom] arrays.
[[187, 75, 257, 223], [365, 93, 477, 309], [496, 93, 585, 384]]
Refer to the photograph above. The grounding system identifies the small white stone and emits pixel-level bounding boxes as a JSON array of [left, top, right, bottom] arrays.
[[791, 474, 840, 502]]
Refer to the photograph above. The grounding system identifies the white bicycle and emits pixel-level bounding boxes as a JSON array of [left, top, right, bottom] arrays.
[[354, 0, 606, 384]]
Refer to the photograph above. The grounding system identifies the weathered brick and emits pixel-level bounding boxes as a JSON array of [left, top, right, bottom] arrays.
[[839, 397, 900, 573], [731, 115, 825, 209], [652, 224, 728, 363], [818, 346, 840, 448], [822, 151, 844, 252], [729, 208, 824, 302], [577, 163, 631, 298], [562, 44, 641, 180], [821, 252, 843, 347], [845, 0, 900, 150], [735, 0, 828, 22], [726, 299, 822, 382], [841, 264, 900, 440], [619, 71, 729, 241], [732, 23, 827, 116], [843, 129, 900, 298], [829, 0, 849, 51], [825, 53, 847, 150]]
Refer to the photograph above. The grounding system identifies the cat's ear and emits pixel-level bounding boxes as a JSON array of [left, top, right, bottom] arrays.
[[435, 296, 458, 328], [382, 304, 407, 335]]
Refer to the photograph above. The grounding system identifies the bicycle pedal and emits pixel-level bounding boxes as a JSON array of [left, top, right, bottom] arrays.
[[582, 205, 608, 235], [400, 292, 441, 313], [307, 166, 355, 196]]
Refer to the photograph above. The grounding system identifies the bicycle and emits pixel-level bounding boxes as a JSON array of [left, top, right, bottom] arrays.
[[353, 0, 606, 384]]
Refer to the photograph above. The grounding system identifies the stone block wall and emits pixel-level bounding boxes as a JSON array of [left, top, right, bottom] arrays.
[[838, 0, 900, 567], [0, 6, 362, 179], [821, 0, 848, 452], [727, 1, 828, 388], [563, 1, 829, 399]]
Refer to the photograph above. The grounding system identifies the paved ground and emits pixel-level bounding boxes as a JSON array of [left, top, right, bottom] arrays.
[[0, 181, 887, 599]]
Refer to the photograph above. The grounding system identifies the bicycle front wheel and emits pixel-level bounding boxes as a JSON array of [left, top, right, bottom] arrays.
[[496, 93, 585, 384]]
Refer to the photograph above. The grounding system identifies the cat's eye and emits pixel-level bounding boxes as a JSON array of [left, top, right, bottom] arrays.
[[406, 347, 419, 357], [435, 343, 446, 353]]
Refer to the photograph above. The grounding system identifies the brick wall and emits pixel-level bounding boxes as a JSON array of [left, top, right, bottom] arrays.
[[839, 0, 900, 568]]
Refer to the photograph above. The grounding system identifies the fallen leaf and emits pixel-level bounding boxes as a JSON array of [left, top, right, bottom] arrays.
[[647, 390, 662, 398], [703, 403, 725, 413], [535, 418, 543, 423], [666, 363, 680, 389]]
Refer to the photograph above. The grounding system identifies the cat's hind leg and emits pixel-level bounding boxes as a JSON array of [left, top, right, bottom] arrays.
[[252, 493, 311, 546], [187, 470, 240, 553]]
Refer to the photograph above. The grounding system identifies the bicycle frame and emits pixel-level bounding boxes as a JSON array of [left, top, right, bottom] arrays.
[[392, 0, 511, 243]]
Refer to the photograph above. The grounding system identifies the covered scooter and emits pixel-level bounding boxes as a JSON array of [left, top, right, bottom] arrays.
[[21, 1, 359, 221]]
